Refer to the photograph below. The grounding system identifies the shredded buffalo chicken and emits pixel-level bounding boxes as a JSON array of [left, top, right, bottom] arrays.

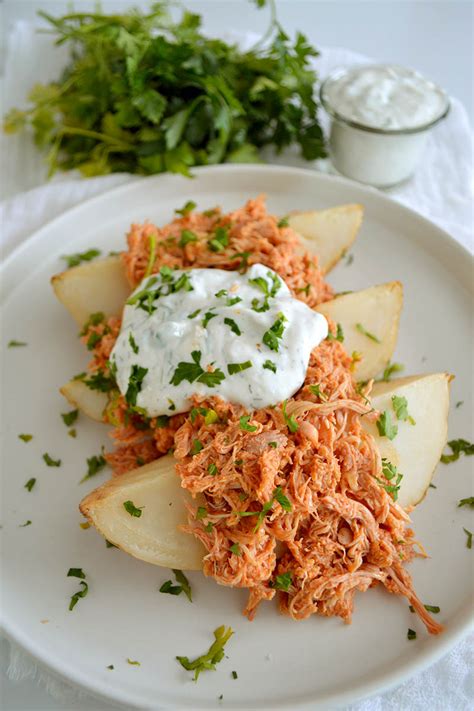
[[81, 196, 442, 634]]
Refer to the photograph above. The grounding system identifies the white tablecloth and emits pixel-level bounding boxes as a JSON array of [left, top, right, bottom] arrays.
[[1, 20, 473, 711]]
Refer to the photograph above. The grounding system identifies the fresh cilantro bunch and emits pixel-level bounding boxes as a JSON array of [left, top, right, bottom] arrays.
[[3, 1, 326, 178]]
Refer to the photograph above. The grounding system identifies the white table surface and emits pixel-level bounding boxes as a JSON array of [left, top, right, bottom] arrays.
[[1, 1, 472, 710]]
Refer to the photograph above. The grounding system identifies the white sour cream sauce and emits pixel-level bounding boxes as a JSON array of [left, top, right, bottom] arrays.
[[324, 64, 447, 130], [111, 264, 328, 416]]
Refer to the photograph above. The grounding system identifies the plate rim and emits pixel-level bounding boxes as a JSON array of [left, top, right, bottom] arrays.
[[1, 163, 473, 710]]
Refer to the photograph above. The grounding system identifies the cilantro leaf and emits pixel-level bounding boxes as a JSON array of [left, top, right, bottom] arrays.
[[263, 359, 276, 373], [356, 323, 381, 343], [327, 323, 344, 342], [223, 317, 241, 336], [179, 229, 198, 247], [80, 453, 107, 483], [228, 361, 252, 374], [25, 477, 36, 492], [129, 332, 139, 354], [176, 625, 234, 681], [8, 340, 27, 348], [376, 411, 398, 440], [61, 409, 79, 427], [208, 226, 230, 252], [458, 497, 474, 508], [391, 395, 416, 425], [282, 400, 298, 432], [123, 500, 143, 517], [463, 528, 473, 549], [175, 200, 197, 216], [239, 415, 257, 432], [170, 351, 225, 388], [272, 571, 292, 591], [377, 361, 404, 382], [62, 249, 101, 269], [18, 433, 33, 442], [262, 312, 287, 352], [125, 365, 148, 406], [43, 452, 61, 467], [441, 439, 474, 464]]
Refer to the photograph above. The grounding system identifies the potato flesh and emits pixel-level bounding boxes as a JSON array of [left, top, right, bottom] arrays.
[[80, 456, 206, 570], [60, 379, 108, 422], [317, 282, 403, 381], [51, 255, 131, 326], [288, 204, 363, 274], [364, 373, 451, 508]]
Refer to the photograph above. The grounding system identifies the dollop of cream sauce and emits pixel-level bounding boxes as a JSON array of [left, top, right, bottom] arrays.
[[325, 64, 448, 130], [111, 264, 328, 416]]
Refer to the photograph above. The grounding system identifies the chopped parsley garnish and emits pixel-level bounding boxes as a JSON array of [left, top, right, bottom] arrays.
[[230, 543, 241, 556], [80, 311, 105, 336], [377, 361, 404, 382], [208, 463, 218, 476], [226, 296, 242, 307], [224, 317, 241, 336], [376, 411, 398, 440], [168, 398, 176, 411], [228, 361, 252, 375], [80, 453, 107, 483], [238, 486, 292, 532], [25, 478, 36, 492], [170, 351, 225, 388], [263, 312, 287, 352], [208, 225, 230, 252], [18, 433, 33, 442], [356, 323, 380, 343], [282, 399, 298, 432], [196, 506, 208, 520], [129, 332, 139, 354], [327, 323, 344, 342], [249, 270, 281, 312], [61, 409, 78, 427], [456, 401, 464, 409], [43, 452, 61, 467], [269, 441, 278, 448], [188, 308, 201, 319], [107, 665, 114, 670], [125, 365, 148, 406], [19, 520, 32, 527], [84, 369, 116, 392], [123, 500, 143, 517], [463, 528, 472, 549], [277, 216, 289, 228], [377, 459, 404, 501], [202, 311, 218, 328], [441, 439, 474, 464], [407, 629, 417, 640], [392, 395, 416, 425], [296, 284, 311, 296], [215, 289, 227, 298], [458, 497, 474, 508], [67, 568, 89, 611], [235, 251, 251, 272], [127, 270, 193, 315], [239, 416, 257, 432], [62, 248, 101, 268], [86, 330, 103, 350], [175, 200, 197, 216], [263, 359, 277, 373], [309, 384, 327, 401], [176, 625, 234, 681], [160, 569, 193, 601], [105, 540, 117, 548], [8, 340, 27, 347], [127, 659, 141, 666], [232, 670, 238, 679], [179, 229, 198, 247], [191, 439, 203, 455], [272, 571, 292, 591]]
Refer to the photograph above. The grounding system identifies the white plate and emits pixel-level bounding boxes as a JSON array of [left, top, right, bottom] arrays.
[[1, 165, 472, 710]]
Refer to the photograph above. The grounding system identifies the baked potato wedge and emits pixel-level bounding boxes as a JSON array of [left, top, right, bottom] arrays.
[[288, 204, 363, 273], [80, 373, 451, 569], [80, 456, 206, 570], [362, 373, 451, 508], [60, 379, 108, 423], [51, 255, 130, 325], [317, 282, 403, 381]]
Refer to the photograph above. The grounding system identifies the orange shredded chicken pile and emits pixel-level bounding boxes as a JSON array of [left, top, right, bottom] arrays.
[[81, 196, 442, 634]]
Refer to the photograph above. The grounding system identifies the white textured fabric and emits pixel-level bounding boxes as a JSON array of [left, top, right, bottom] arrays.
[[1, 21, 473, 711]]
